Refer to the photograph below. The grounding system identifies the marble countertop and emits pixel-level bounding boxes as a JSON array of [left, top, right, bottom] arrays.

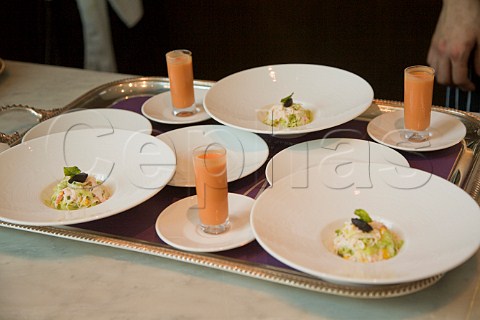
[[1, 60, 479, 319]]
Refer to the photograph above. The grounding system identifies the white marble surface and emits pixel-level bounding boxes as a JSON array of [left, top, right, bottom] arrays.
[[0, 60, 131, 109], [1, 60, 480, 319]]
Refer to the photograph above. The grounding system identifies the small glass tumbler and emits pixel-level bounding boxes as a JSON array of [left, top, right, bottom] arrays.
[[403, 65, 435, 142], [192, 143, 230, 234], [166, 49, 197, 117]]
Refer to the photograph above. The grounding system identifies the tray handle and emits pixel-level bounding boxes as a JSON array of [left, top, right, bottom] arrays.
[[449, 140, 474, 188]]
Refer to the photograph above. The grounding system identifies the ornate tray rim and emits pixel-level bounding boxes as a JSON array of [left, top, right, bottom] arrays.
[[2, 76, 480, 298]]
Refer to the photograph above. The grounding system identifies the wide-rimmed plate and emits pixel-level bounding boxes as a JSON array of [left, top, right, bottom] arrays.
[[251, 163, 480, 285], [0, 129, 176, 226], [141, 88, 211, 124], [265, 138, 410, 185], [22, 108, 152, 142], [203, 64, 373, 135], [367, 111, 466, 152], [156, 125, 269, 187]]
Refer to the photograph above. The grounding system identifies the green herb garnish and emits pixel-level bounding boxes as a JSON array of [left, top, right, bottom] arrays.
[[64, 166, 88, 183], [281, 92, 294, 108], [64, 166, 81, 177], [352, 209, 374, 233], [354, 209, 373, 223]]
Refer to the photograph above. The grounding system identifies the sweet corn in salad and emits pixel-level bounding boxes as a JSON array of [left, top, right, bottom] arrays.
[[263, 93, 312, 128], [50, 166, 110, 210], [333, 209, 403, 263]]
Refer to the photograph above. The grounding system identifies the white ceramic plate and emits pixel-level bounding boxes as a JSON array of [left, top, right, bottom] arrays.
[[203, 64, 373, 135], [23, 108, 152, 142], [265, 138, 410, 185], [156, 125, 269, 187], [0, 129, 176, 226], [367, 111, 466, 152], [156, 193, 255, 252], [141, 88, 211, 124], [251, 163, 480, 285]]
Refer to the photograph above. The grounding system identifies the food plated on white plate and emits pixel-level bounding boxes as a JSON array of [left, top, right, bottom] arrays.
[[0, 129, 176, 226], [203, 64, 374, 135], [251, 163, 480, 285]]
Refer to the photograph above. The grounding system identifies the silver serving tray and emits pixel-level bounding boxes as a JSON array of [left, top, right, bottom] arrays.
[[0, 76, 210, 146], [1, 77, 480, 298]]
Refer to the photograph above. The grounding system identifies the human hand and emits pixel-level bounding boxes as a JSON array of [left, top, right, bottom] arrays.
[[427, 0, 480, 91]]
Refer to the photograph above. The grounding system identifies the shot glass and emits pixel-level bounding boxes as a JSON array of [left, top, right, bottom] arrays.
[[166, 49, 197, 117], [403, 65, 435, 142], [192, 143, 230, 234]]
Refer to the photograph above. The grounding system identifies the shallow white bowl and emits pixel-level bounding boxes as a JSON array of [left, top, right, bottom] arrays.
[[23, 108, 152, 142], [203, 64, 374, 135], [156, 125, 268, 187], [0, 129, 176, 226], [265, 138, 409, 185], [251, 163, 480, 285]]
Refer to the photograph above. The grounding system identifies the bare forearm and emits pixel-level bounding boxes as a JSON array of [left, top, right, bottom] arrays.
[[427, 0, 480, 90]]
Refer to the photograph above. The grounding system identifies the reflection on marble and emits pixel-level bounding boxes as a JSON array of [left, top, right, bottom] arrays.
[[0, 61, 132, 109]]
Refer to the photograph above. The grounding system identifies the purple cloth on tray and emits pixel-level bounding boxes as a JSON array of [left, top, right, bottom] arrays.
[[74, 96, 461, 270]]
